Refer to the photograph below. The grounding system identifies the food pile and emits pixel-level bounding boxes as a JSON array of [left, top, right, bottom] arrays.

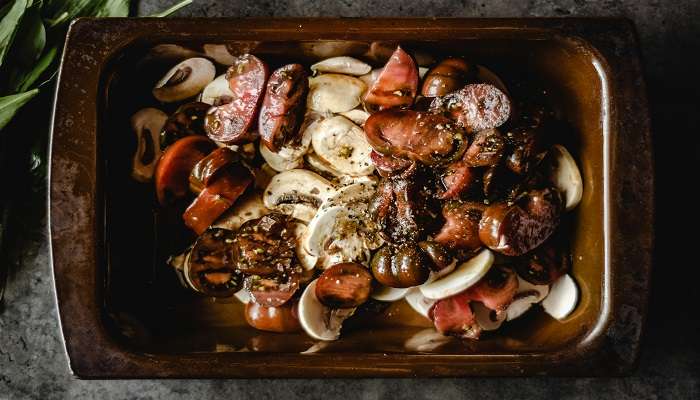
[[130, 44, 583, 342]]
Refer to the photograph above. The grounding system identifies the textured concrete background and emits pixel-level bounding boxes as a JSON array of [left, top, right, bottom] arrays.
[[1, 0, 699, 399]]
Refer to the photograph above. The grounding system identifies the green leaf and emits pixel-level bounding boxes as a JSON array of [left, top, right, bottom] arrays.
[[6, 7, 46, 91], [149, 0, 192, 17], [0, 0, 29, 68], [92, 0, 130, 17], [0, 89, 39, 131], [17, 45, 58, 92]]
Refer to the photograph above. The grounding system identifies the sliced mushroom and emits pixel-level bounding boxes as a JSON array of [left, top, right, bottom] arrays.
[[130, 108, 167, 182], [305, 152, 344, 178], [213, 191, 270, 231], [234, 288, 251, 304], [309, 116, 374, 176], [263, 169, 336, 222], [359, 68, 382, 88], [306, 74, 366, 113], [371, 285, 411, 302], [473, 302, 506, 331], [304, 180, 382, 265], [548, 144, 583, 211], [420, 249, 494, 300], [153, 57, 216, 103], [405, 288, 436, 318], [298, 279, 356, 341], [310, 56, 372, 76], [292, 222, 318, 271], [199, 74, 235, 106], [505, 276, 549, 321], [339, 108, 371, 126], [542, 274, 579, 320], [259, 117, 314, 172]]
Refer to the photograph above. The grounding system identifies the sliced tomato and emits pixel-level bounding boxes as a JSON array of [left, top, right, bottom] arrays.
[[205, 54, 269, 144], [259, 63, 308, 152], [430, 292, 481, 339], [465, 265, 518, 312], [438, 157, 474, 199], [154, 135, 216, 205], [363, 46, 418, 111], [183, 164, 253, 234]]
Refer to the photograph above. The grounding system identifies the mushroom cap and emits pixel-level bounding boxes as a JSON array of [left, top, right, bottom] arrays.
[[153, 57, 216, 102]]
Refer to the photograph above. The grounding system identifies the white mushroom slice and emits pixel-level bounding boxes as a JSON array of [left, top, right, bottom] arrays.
[[339, 108, 371, 126], [404, 288, 436, 318], [420, 249, 495, 300], [418, 66, 429, 78], [549, 144, 583, 211], [305, 152, 344, 178], [324, 180, 377, 207], [263, 169, 336, 221], [359, 68, 382, 88], [473, 302, 506, 331], [303, 179, 381, 264], [259, 141, 305, 172], [202, 44, 236, 65], [213, 192, 270, 231], [153, 57, 215, 102], [304, 204, 382, 265], [298, 280, 356, 341], [292, 222, 318, 270], [310, 116, 374, 176], [506, 276, 550, 321], [371, 286, 410, 302], [200, 74, 234, 106], [234, 288, 251, 304], [311, 56, 372, 76], [404, 328, 452, 352], [259, 121, 314, 172], [307, 74, 366, 113], [130, 108, 167, 182], [542, 274, 579, 320], [277, 203, 318, 223]]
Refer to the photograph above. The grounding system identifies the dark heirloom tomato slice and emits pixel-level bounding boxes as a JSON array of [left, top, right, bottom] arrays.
[[159, 102, 211, 150], [231, 213, 297, 276], [189, 147, 240, 193], [187, 228, 243, 297], [259, 64, 309, 152], [465, 265, 518, 312], [369, 150, 412, 177], [183, 163, 253, 234], [421, 58, 474, 97], [430, 292, 481, 339], [438, 155, 475, 199], [431, 83, 511, 133], [363, 46, 418, 111], [244, 300, 302, 333], [516, 237, 570, 285], [418, 240, 453, 272], [315, 262, 372, 308], [155, 135, 216, 205], [244, 273, 300, 307], [370, 244, 430, 288], [434, 201, 485, 251], [478, 187, 563, 256], [364, 109, 467, 165], [463, 128, 506, 167], [205, 54, 269, 144]]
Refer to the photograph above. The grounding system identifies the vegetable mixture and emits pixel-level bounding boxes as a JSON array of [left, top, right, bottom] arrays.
[[133, 44, 583, 343]]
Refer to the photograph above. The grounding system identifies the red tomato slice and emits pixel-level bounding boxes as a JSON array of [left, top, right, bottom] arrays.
[[363, 46, 418, 111]]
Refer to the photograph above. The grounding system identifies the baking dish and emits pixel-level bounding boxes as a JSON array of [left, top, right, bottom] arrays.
[[49, 18, 653, 378]]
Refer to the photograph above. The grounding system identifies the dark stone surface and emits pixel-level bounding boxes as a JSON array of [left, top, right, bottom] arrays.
[[1, 0, 698, 398]]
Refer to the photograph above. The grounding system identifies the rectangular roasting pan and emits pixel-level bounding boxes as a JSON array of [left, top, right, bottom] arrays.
[[49, 18, 653, 378]]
